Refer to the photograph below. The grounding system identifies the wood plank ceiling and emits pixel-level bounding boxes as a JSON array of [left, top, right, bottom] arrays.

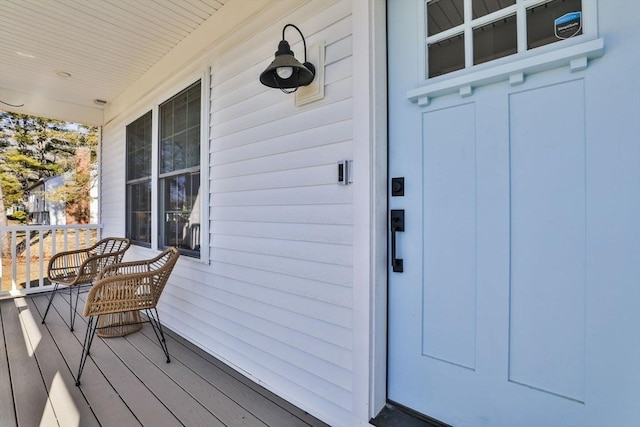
[[0, 0, 226, 119]]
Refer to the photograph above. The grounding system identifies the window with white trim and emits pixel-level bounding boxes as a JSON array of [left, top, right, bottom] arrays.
[[125, 80, 203, 259], [158, 81, 201, 257], [126, 111, 152, 247], [426, 0, 584, 78]]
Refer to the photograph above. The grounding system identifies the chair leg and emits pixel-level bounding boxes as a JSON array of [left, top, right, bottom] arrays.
[[146, 308, 170, 363], [76, 315, 99, 386], [69, 285, 81, 332], [41, 283, 60, 324]]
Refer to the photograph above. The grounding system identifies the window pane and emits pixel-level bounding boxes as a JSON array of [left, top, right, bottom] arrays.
[[160, 137, 173, 174], [160, 172, 200, 253], [172, 131, 186, 171], [473, 14, 517, 65], [126, 112, 152, 247], [427, 0, 464, 36], [528, 0, 582, 49], [173, 95, 187, 134], [187, 85, 201, 128], [186, 128, 200, 169], [161, 103, 173, 139], [160, 81, 201, 174], [126, 111, 152, 180], [127, 181, 151, 245], [473, 0, 515, 19], [428, 33, 465, 78], [159, 81, 201, 257]]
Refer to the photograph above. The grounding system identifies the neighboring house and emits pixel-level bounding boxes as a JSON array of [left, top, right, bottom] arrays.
[[2, 1, 639, 426], [5, 203, 25, 216], [26, 175, 66, 225], [26, 167, 98, 225]]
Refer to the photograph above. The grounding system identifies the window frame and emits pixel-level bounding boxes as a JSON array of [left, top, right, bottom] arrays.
[[157, 80, 203, 258], [408, 0, 601, 105], [423, 0, 597, 81], [124, 71, 209, 262], [125, 110, 153, 248]]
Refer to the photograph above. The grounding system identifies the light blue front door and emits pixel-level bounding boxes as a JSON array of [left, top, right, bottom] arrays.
[[387, 1, 639, 426]]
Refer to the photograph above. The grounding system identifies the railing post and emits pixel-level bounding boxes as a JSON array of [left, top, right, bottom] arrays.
[[11, 230, 17, 291]]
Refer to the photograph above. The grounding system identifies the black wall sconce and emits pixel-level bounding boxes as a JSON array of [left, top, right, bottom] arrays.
[[260, 24, 315, 94]]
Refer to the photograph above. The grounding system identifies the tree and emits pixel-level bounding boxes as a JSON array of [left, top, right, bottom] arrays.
[[53, 147, 94, 224], [0, 110, 98, 224]]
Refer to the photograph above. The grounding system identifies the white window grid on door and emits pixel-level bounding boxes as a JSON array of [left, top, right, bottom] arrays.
[[409, 0, 601, 106], [422, 0, 598, 81]]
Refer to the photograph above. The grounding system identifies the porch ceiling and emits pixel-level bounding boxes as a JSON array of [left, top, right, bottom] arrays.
[[0, 0, 227, 125]]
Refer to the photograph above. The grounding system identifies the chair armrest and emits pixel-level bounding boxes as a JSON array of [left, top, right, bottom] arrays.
[[97, 259, 153, 279], [48, 248, 128, 286], [84, 271, 156, 317], [84, 247, 179, 317], [47, 249, 92, 283]]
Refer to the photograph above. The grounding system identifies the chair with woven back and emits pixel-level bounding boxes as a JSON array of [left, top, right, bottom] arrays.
[[42, 237, 131, 331], [75, 246, 180, 386]]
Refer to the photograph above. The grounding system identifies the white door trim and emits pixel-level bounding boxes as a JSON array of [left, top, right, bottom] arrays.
[[351, 0, 388, 424]]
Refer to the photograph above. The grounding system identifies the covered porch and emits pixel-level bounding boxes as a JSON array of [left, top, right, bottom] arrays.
[[0, 288, 327, 426], [2, 1, 384, 425]]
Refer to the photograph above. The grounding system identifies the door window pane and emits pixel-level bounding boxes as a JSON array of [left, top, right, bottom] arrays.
[[528, 0, 583, 49], [429, 34, 465, 78], [427, 0, 464, 36], [473, 14, 517, 65], [473, 0, 515, 19]]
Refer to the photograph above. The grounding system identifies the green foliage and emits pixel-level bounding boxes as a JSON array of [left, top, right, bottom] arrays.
[[0, 110, 98, 221], [8, 210, 27, 223], [0, 172, 23, 207]]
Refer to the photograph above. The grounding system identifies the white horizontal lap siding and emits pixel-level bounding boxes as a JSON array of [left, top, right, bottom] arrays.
[[99, 124, 127, 238], [193, 2, 353, 425]]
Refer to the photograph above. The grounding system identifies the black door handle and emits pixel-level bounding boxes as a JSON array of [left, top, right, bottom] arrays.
[[390, 210, 404, 272]]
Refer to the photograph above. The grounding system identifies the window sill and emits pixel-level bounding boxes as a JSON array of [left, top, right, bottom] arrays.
[[407, 38, 604, 106]]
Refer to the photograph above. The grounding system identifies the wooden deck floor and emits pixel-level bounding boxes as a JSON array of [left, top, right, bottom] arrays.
[[0, 290, 329, 427]]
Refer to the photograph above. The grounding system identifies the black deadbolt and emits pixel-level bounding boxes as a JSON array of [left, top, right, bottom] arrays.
[[391, 177, 404, 197]]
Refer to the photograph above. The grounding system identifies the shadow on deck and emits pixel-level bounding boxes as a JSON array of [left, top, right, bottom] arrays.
[[0, 289, 329, 427]]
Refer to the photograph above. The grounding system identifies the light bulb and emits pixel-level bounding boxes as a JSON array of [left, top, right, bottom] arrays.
[[276, 67, 293, 79]]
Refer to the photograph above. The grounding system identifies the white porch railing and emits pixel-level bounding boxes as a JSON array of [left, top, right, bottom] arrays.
[[0, 224, 103, 298]]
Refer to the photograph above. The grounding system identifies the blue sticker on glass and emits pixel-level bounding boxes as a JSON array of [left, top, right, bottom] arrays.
[[555, 12, 582, 39]]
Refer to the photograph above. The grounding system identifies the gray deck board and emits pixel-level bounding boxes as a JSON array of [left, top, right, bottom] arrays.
[[3, 297, 57, 426], [2, 291, 330, 427], [45, 289, 200, 426], [32, 292, 146, 427], [152, 329, 327, 427], [21, 297, 101, 427], [0, 301, 18, 427], [125, 328, 263, 426]]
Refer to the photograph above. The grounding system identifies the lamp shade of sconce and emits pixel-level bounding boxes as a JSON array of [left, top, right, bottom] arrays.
[[260, 24, 315, 93]]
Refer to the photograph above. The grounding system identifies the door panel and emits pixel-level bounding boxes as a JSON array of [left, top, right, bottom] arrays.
[[508, 80, 586, 403], [422, 103, 477, 371]]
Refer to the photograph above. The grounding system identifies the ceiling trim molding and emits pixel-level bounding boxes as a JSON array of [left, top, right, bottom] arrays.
[[0, 88, 104, 126]]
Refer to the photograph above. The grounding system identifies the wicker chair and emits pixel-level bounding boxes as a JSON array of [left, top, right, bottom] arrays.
[[75, 247, 179, 386], [42, 237, 131, 331]]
